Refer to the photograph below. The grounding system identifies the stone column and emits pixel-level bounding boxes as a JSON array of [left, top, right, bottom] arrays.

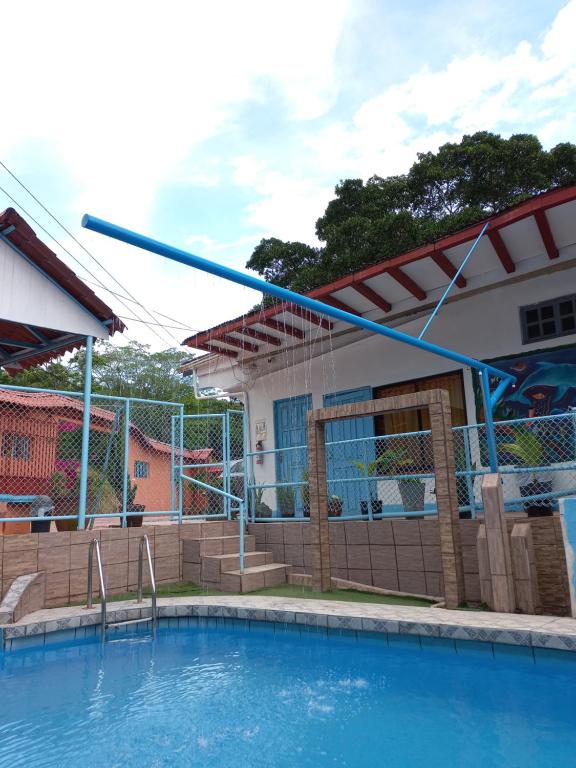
[[511, 522, 540, 615], [429, 394, 465, 608], [478, 473, 516, 613], [307, 415, 331, 592]]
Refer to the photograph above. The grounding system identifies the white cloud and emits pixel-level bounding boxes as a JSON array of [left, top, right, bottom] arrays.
[[0, 0, 350, 229]]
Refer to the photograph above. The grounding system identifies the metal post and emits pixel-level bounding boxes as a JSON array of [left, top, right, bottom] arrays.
[[170, 414, 176, 515], [224, 411, 231, 520], [363, 441, 372, 521], [178, 406, 184, 523], [462, 426, 477, 518], [78, 335, 93, 530], [239, 500, 245, 573], [121, 399, 130, 528], [481, 369, 499, 472], [242, 410, 249, 523]]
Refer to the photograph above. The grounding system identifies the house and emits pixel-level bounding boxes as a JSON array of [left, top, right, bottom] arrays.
[[180, 186, 576, 516], [0, 390, 213, 529]]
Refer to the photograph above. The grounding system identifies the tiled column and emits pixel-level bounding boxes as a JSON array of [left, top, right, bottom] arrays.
[[511, 522, 541, 614], [479, 473, 516, 613], [428, 394, 465, 608], [307, 415, 331, 592]]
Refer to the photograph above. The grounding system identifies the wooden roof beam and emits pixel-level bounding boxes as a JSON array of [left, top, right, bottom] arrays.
[[286, 305, 333, 330], [488, 230, 515, 273], [239, 327, 282, 346], [320, 294, 362, 316], [261, 317, 305, 339], [197, 343, 238, 358], [431, 252, 467, 288], [534, 210, 559, 260], [351, 282, 392, 312], [387, 267, 426, 301], [218, 334, 259, 353]]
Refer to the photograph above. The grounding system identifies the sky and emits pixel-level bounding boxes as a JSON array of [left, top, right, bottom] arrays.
[[1, 0, 575, 352]]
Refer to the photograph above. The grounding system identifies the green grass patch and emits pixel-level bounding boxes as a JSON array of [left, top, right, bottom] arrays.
[[81, 582, 434, 607]]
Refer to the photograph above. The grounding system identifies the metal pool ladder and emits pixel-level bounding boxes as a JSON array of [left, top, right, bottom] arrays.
[[87, 535, 158, 641]]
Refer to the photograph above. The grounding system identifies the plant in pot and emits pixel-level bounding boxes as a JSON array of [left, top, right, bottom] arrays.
[[501, 427, 552, 517], [251, 487, 273, 518], [352, 451, 401, 517], [301, 471, 342, 517], [277, 485, 296, 517], [328, 495, 343, 517], [51, 469, 79, 532], [125, 476, 145, 527]]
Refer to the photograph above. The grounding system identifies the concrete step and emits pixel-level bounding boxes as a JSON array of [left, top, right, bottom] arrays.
[[201, 551, 273, 582], [183, 535, 256, 563], [180, 520, 240, 540], [220, 563, 290, 594]]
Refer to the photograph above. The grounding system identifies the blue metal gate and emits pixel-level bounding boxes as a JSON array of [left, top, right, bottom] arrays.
[[273, 394, 312, 517], [324, 387, 375, 516]]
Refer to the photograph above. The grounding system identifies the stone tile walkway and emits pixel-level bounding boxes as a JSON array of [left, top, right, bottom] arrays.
[[2, 596, 576, 651]]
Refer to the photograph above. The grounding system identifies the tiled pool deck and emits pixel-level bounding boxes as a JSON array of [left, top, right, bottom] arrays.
[[2, 596, 576, 654]]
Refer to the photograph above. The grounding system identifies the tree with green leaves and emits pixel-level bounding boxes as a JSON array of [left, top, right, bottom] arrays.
[[246, 132, 576, 293]]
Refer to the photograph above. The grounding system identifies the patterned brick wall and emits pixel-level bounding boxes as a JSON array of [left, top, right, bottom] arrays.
[[249, 517, 570, 615]]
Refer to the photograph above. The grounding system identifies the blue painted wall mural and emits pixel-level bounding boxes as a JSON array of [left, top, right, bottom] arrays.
[[475, 346, 576, 421]]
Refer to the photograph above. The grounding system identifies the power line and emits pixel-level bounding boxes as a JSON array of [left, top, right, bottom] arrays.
[[0, 182, 174, 347], [0, 160, 182, 346], [80, 276, 199, 333], [118, 315, 196, 332]]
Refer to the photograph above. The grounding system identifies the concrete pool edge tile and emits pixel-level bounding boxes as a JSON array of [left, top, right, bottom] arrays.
[[3, 596, 576, 656]]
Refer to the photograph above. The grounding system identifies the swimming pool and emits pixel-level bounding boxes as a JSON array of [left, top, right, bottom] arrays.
[[1, 619, 575, 768]]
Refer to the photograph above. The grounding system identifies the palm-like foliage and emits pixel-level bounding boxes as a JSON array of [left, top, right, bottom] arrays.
[[501, 428, 543, 478]]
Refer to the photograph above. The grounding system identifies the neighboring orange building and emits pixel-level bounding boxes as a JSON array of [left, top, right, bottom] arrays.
[[0, 390, 212, 525]]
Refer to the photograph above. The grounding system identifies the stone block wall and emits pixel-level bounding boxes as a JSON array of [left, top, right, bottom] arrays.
[[0, 525, 183, 608], [249, 516, 570, 615]]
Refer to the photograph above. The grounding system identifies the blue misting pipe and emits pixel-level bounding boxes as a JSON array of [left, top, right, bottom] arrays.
[[77, 335, 93, 530], [418, 223, 489, 340], [81, 215, 514, 471]]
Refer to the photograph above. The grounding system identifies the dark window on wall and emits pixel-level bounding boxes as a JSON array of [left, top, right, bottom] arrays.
[[134, 460, 149, 479], [1, 433, 31, 460], [521, 295, 576, 344]]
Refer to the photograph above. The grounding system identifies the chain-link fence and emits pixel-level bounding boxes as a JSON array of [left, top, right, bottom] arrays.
[[0, 385, 183, 531], [177, 410, 245, 519], [246, 412, 576, 521]]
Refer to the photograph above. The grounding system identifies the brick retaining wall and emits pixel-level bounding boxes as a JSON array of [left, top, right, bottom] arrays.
[[248, 517, 571, 616]]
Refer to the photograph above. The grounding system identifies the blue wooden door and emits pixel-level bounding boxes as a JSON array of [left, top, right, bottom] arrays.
[[273, 394, 312, 517], [324, 387, 375, 516]]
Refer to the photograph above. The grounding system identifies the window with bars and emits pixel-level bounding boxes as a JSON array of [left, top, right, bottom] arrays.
[[134, 460, 149, 479], [1, 433, 31, 460], [521, 295, 576, 344]]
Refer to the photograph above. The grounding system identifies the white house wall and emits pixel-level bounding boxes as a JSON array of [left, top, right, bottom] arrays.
[[195, 262, 576, 494], [0, 238, 109, 338]]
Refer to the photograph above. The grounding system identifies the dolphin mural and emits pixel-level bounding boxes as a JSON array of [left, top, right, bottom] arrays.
[[504, 362, 576, 406]]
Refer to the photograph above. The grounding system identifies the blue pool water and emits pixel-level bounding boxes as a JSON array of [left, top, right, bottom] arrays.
[[1, 620, 576, 768]]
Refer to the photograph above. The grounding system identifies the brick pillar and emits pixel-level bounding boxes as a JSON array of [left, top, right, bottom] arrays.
[[429, 395, 465, 608], [307, 416, 331, 592], [511, 522, 541, 614], [479, 473, 516, 613]]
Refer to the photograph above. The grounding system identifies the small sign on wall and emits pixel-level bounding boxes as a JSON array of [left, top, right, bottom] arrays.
[[255, 420, 267, 441]]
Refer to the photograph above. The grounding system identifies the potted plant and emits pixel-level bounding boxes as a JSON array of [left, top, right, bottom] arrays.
[[328, 495, 343, 517], [251, 487, 273, 518], [501, 427, 552, 517], [277, 485, 295, 517], [51, 469, 79, 532], [125, 476, 145, 527], [352, 451, 400, 517]]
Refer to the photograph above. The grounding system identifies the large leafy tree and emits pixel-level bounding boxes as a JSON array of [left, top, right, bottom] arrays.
[[246, 132, 576, 293]]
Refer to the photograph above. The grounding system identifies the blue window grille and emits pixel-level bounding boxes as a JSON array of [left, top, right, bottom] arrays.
[[134, 460, 149, 479], [1, 433, 31, 460]]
